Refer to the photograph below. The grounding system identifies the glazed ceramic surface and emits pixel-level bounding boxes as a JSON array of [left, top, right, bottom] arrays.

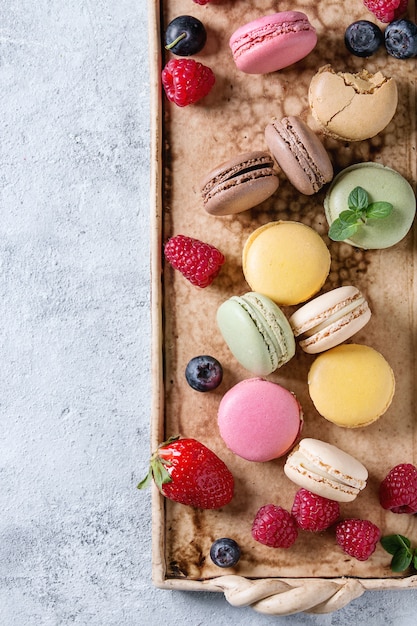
[[149, 0, 417, 615]]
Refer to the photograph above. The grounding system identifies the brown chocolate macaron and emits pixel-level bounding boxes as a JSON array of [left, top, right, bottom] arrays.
[[265, 115, 333, 195], [200, 151, 279, 216]]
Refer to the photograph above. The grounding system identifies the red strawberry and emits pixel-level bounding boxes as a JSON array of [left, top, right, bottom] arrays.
[[193, 0, 211, 4], [137, 436, 234, 509], [251, 504, 298, 548], [379, 463, 417, 514], [363, 0, 409, 23], [161, 58, 215, 107], [335, 519, 381, 561], [291, 488, 340, 532], [164, 234, 225, 287]]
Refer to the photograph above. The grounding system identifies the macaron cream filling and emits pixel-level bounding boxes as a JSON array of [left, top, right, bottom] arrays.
[[226, 162, 273, 180], [288, 449, 367, 494], [295, 292, 368, 337], [201, 156, 275, 200], [284, 438, 369, 502], [300, 303, 370, 351]]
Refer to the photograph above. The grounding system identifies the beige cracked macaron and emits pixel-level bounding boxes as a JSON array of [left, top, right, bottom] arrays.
[[308, 65, 398, 141], [200, 151, 279, 216], [284, 437, 368, 502], [289, 286, 371, 354]]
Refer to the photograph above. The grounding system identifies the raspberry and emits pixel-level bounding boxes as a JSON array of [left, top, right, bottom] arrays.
[[363, 0, 409, 23], [164, 235, 225, 288], [379, 463, 417, 514], [161, 58, 215, 107], [336, 519, 381, 561], [251, 504, 298, 548], [291, 488, 340, 532]]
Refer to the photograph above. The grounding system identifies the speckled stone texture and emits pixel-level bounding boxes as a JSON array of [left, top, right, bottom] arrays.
[[0, 1, 416, 625]]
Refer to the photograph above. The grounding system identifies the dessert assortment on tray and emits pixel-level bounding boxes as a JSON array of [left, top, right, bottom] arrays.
[[145, 0, 417, 615]]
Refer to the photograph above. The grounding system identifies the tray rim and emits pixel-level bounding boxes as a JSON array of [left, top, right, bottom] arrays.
[[147, 0, 417, 614]]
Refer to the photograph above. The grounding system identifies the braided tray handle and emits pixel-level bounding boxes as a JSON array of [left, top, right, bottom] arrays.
[[207, 575, 366, 615]]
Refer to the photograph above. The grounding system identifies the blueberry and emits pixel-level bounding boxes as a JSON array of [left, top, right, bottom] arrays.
[[210, 538, 241, 568], [385, 19, 417, 59], [185, 355, 223, 392], [165, 15, 207, 56], [344, 20, 384, 57]]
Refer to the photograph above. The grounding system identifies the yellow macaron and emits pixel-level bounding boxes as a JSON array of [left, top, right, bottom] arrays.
[[308, 344, 395, 427], [242, 221, 331, 306]]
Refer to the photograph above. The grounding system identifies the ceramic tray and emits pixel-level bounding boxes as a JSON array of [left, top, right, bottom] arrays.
[[148, 0, 417, 615]]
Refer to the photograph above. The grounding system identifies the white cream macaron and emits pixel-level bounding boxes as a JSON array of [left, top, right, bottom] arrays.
[[289, 286, 371, 354], [284, 438, 368, 502]]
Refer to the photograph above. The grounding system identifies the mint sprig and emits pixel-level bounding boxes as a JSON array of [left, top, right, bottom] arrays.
[[329, 186, 393, 242], [381, 534, 417, 573]]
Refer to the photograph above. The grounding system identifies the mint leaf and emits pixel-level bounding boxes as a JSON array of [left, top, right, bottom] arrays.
[[348, 186, 369, 211], [329, 218, 359, 241], [366, 201, 393, 220], [381, 534, 411, 555], [381, 535, 416, 573], [397, 535, 411, 549], [338, 210, 361, 224], [391, 548, 413, 573], [329, 185, 394, 243]]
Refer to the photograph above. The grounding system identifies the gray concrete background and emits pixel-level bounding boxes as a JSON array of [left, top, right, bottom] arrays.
[[0, 1, 416, 624]]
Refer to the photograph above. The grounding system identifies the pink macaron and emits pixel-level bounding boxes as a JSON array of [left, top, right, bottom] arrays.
[[217, 378, 303, 462], [229, 12, 317, 74]]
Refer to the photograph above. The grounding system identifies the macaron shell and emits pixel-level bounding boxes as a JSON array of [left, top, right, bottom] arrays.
[[308, 65, 398, 141], [283, 458, 359, 502], [200, 151, 279, 216], [218, 378, 303, 462], [308, 344, 395, 427], [296, 437, 368, 486], [216, 292, 295, 375], [299, 302, 371, 354], [265, 115, 333, 195], [242, 221, 331, 306], [289, 286, 371, 353], [290, 286, 365, 335], [238, 292, 296, 368], [229, 12, 317, 74], [324, 162, 416, 249], [284, 437, 368, 502]]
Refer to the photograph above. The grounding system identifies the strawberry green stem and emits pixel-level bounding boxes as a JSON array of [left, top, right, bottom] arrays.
[[137, 435, 180, 491]]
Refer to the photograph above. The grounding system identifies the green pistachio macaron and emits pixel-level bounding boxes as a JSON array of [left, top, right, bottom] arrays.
[[324, 162, 416, 249], [216, 292, 295, 376]]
